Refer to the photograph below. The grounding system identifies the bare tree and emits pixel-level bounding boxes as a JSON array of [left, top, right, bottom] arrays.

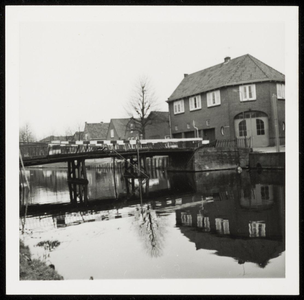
[[133, 204, 167, 258], [64, 127, 73, 141], [19, 123, 36, 143], [126, 77, 159, 139]]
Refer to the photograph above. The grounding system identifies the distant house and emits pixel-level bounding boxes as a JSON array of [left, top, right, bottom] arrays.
[[107, 112, 170, 141], [73, 131, 84, 141], [106, 119, 136, 140], [144, 111, 170, 139], [167, 54, 285, 147], [39, 135, 73, 143], [83, 122, 109, 140]]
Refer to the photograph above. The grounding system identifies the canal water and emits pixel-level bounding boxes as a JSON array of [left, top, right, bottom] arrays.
[[20, 161, 285, 279]]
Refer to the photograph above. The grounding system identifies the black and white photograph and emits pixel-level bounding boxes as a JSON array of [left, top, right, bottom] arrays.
[[6, 5, 299, 295]]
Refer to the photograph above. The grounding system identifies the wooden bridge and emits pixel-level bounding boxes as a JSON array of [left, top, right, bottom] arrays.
[[20, 138, 207, 206], [20, 138, 206, 167]]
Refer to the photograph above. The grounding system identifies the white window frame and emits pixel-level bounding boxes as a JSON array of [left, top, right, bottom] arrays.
[[276, 83, 285, 99], [173, 100, 185, 114], [189, 95, 202, 111], [207, 90, 221, 107], [110, 129, 114, 138], [239, 84, 256, 101]]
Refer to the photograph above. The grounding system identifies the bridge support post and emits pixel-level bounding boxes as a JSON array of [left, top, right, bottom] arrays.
[[67, 159, 88, 205]]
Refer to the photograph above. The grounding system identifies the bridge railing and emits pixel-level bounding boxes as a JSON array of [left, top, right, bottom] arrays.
[[20, 138, 208, 160]]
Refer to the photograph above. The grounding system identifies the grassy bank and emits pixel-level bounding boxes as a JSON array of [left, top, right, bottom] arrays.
[[20, 240, 64, 280]]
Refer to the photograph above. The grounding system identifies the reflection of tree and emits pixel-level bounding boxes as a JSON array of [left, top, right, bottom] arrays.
[[133, 204, 166, 258]]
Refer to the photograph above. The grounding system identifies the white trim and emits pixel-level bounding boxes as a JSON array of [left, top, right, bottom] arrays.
[[239, 84, 256, 101], [207, 90, 221, 107], [277, 83, 285, 99], [173, 99, 185, 114], [189, 95, 202, 111]]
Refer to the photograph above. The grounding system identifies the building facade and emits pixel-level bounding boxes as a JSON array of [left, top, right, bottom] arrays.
[[106, 112, 170, 140], [167, 54, 285, 147]]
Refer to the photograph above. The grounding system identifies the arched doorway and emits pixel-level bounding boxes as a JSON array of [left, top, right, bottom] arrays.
[[234, 111, 269, 147]]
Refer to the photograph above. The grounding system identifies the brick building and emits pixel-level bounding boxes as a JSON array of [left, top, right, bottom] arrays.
[[107, 112, 170, 140], [167, 54, 285, 147]]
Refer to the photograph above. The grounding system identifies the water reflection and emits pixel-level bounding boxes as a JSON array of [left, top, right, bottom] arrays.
[[132, 204, 166, 258], [20, 166, 285, 278], [173, 171, 285, 268]]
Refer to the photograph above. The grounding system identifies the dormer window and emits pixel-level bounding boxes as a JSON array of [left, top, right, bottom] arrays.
[[189, 95, 201, 111], [239, 84, 256, 101], [276, 83, 285, 99], [207, 90, 221, 107], [173, 100, 184, 114]]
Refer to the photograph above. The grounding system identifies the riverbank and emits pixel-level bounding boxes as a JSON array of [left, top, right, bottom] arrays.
[[20, 239, 64, 280]]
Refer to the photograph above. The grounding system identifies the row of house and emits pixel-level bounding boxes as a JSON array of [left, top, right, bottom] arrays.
[[40, 54, 285, 148], [40, 111, 171, 143]]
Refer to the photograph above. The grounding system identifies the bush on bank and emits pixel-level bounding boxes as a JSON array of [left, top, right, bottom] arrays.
[[20, 240, 64, 280]]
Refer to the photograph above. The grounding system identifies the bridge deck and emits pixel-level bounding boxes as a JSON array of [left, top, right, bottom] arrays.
[[22, 148, 195, 167]]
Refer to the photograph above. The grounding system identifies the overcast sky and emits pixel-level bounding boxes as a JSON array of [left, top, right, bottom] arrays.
[[10, 6, 293, 140]]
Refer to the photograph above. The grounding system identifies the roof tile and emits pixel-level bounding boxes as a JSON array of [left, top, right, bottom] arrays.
[[168, 54, 285, 101]]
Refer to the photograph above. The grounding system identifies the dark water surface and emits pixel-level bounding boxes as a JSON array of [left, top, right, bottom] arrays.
[[20, 162, 285, 279]]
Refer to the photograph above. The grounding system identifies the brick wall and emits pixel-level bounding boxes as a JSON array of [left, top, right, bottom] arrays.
[[167, 147, 250, 171], [169, 82, 285, 142]]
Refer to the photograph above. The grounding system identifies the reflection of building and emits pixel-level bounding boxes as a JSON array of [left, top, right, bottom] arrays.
[[167, 54, 285, 147], [240, 184, 274, 209], [175, 173, 285, 267]]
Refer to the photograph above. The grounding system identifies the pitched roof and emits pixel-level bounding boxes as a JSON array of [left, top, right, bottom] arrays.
[[73, 131, 84, 140], [39, 135, 73, 142], [85, 122, 109, 139], [148, 111, 169, 121], [110, 119, 131, 139], [168, 54, 285, 102]]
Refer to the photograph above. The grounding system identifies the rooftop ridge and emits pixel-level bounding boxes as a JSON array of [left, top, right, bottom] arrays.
[[186, 54, 248, 77], [247, 54, 269, 80], [168, 54, 285, 102], [248, 54, 285, 77], [225, 54, 248, 85]]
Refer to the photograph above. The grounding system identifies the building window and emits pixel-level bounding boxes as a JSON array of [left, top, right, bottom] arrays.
[[239, 120, 247, 137], [239, 84, 256, 101], [189, 95, 202, 111], [283, 121, 285, 131], [174, 125, 178, 131], [181, 212, 192, 226], [256, 119, 265, 135], [173, 100, 185, 114], [110, 129, 114, 138], [249, 221, 266, 238], [261, 186, 269, 200], [130, 123, 134, 129], [215, 218, 230, 235], [220, 126, 225, 135], [206, 120, 210, 126], [277, 83, 285, 99], [197, 214, 210, 231], [207, 90, 221, 107], [187, 123, 190, 129]]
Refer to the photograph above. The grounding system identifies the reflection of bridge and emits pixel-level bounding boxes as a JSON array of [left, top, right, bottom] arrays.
[[20, 138, 205, 205]]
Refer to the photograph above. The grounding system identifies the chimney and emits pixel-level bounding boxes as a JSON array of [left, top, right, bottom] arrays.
[[224, 56, 231, 63], [184, 74, 188, 78]]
